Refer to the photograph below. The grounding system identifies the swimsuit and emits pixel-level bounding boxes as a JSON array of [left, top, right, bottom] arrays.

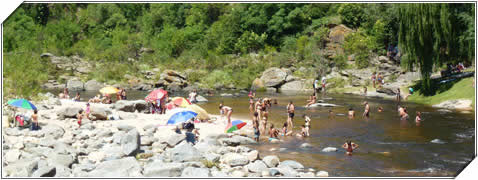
[[347, 145, 353, 153], [289, 113, 295, 118], [254, 127, 260, 138]]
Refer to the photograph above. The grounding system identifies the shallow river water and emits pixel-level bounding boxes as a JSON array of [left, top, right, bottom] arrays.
[[54, 90, 475, 177]]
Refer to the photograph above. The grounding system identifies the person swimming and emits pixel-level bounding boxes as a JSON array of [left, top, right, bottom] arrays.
[[348, 108, 355, 119], [363, 101, 370, 118], [342, 140, 359, 155], [328, 109, 335, 119], [378, 106, 383, 112]]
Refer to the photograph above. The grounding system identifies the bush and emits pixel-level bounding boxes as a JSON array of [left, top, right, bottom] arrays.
[[344, 30, 374, 69], [3, 52, 48, 98]]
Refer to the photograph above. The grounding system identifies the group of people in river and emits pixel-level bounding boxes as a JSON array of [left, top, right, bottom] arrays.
[[58, 87, 127, 105]]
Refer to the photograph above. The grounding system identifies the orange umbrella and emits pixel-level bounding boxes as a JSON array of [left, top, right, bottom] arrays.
[[171, 97, 191, 108]]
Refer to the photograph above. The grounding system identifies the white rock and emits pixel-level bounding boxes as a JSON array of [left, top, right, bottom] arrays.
[[316, 170, 329, 177], [322, 147, 337, 152]]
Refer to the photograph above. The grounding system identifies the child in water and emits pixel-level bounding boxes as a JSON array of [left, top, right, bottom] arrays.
[[348, 108, 355, 119], [296, 125, 308, 137], [281, 122, 293, 136], [342, 141, 359, 155], [415, 111, 422, 123], [303, 115, 311, 136], [253, 117, 260, 142], [269, 124, 279, 141]]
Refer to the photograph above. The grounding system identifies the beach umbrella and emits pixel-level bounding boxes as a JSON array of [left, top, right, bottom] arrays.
[[171, 97, 191, 108], [226, 120, 247, 133], [145, 89, 168, 102], [166, 111, 198, 125], [7, 99, 37, 110], [186, 104, 210, 121], [165, 102, 177, 110], [100, 86, 119, 95], [165, 107, 189, 119]]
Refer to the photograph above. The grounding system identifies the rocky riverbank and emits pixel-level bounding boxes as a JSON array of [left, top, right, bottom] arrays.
[[2, 97, 328, 177]]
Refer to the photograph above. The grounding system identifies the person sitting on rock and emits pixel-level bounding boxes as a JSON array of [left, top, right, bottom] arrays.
[[306, 93, 317, 107], [269, 124, 279, 141]]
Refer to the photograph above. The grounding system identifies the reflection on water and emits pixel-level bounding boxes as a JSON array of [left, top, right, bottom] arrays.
[[52, 90, 475, 176]]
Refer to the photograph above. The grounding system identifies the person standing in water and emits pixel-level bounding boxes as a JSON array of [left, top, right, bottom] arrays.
[[286, 101, 295, 130], [188, 89, 198, 103], [219, 103, 233, 125], [396, 88, 401, 103], [314, 78, 320, 94], [303, 114, 311, 136], [321, 76, 327, 94], [415, 111, 422, 126], [249, 97, 255, 116], [363, 101, 370, 118], [342, 141, 359, 155], [371, 72, 377, 88]]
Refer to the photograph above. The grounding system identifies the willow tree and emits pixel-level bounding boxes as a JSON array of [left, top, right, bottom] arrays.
[[398, 4, 453, 95]]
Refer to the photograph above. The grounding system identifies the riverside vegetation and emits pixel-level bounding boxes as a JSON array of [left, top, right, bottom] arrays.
[[3, 3, 475, 105]]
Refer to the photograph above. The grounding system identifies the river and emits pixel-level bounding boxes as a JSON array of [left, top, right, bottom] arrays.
[[51, 89, 475, 176]]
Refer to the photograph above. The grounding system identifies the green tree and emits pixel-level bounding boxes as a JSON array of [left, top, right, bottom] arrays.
[[398, 4, 455, 95], [338, 3, 364, 29]]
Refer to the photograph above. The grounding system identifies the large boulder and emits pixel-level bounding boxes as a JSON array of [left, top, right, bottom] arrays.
[[278, 160, 304, 169], [246, 160, 268, 173], [143, 161, 183, 177], [87, 157, 142, 177], [5, 149, 21, 163], [89, 106, 112, 120], [223, 153, 249, 167], [280, 80, 306, 91], [57, 106, 83, 119], [181, 167, 210, 177], [31, 166, 56, 177], [260, 68, 288, 87], [166, 142, 203, 162], [4, 158, 39, 177], [432, 99, 473, 110], [67, 80, 84, 91], [120, 129, 141, 156], [324, 24, 353, 59], [166, 133, 186, 147], [84, 80, 103, 91], [196, 95, 208, 102], [113, 100, 148, 112], [263, 155, 280, 168], [47, 154, 75, 167], [251, 78, 265, 90]]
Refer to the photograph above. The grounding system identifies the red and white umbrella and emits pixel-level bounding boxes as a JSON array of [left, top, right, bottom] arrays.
[[145, 89, 168, 102]]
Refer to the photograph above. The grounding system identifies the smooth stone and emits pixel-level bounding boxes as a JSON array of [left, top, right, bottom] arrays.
[[263, 155, 280, 168], [322, 147, 338, 152]]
